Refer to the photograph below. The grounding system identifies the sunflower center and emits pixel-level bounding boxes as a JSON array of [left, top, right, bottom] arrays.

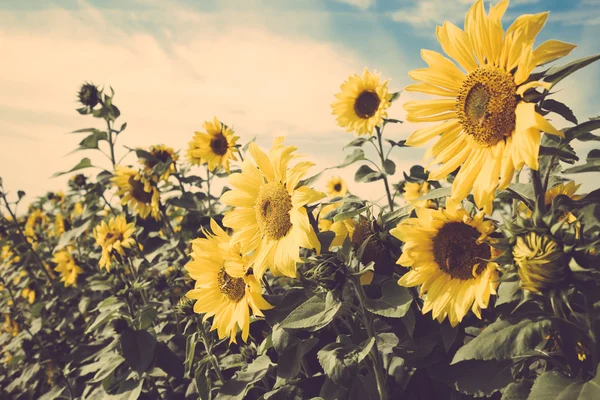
[[456, 67, 517, 146], [104, 232, 123, 246], [146, 150, 172, 169], [333, 183, 342, 193], [210, 133, 229, 156], [217, 267, 246, 302], [354, 90, 381, 119], [255, 182, 293, 240], [432, 222, 491, 280], [127, 177, 153, 204]]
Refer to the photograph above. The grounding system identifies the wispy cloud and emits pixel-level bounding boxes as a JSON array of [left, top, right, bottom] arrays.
[[334, 0, 375, 10]]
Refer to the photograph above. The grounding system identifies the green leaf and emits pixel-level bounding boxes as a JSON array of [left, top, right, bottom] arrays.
[[344, 137, 370, 149], [333, 205, 368, 223], [76, 130, 108, 151], [55, 220, 92, 250], [542, 99, 577, 125], [71, 127, 104, 134], [52, 158, 94, 177], [277, 337, 319, 380], [502, 380, 533, 400], [413, 186, 451, 201], [155, 342, 183, 379], [437, 359, 514, 397], [383, 159, 396, 175], [529, 363, 600, 399], [386, 139, 407, 147], [355, 165, 384, 183], [563, 149, 600, 174], [539, 145, 578, 164], [452, 318, 552, 364], [544, 53, 600, 85], [317, 336, 375, 386], [280, 293, 342, 331], [185, 332, 199, 377], [383, 118, 403, 124], [120, 328, 157, 373], [136, 306, 157, 330], [364, 279, 413, 318], [564, 119, 600, 142], [389, 91, 402, 103], [215, 355, 273, 400]]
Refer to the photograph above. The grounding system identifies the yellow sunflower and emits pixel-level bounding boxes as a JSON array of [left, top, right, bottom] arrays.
[[326, 176, 349, 197], [52, 247, 83, 287], [93, 215, 136, 272], [520, 181, 584, 222], [53, 213, 66, 237], [222, 137, 325, 279], [185, 219, 272, 344], [403, 0, 576, 214], [21, 287, 36, 304], [25, 209, 47, 238], [189, 117, 239, 173], [139, 144, 179, 182], [113, 167, 161, 220], [403, 181, 433, 208], [332, 68, 392, 136], [390, 199, 499, 327], [317, 203, 356, 250]]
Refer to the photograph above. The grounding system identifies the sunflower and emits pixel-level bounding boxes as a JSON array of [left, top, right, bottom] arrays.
[[403, 181, 433, 208], [520, 181, 584, 222], [222, 137, 325, 279], [326, 176, 349, 197], [52, 247, 83, 287], [513, 232, 566, 294], [53, 213, 66, 237], [21, 287, 36, 304], [93, 215, 136, 272], [185, 219, 272, 344], [113, 167, 161, 220], [391, 199, 499, 327], [332, 68, 392, 136], [139, 144, 179, 182], [403, 0, 576, 214], [189, 117, 239, 173], [317, 203, 356, 250], [24, 209, 47, 238]]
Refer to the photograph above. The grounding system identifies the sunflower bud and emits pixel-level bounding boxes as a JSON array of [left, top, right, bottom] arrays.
[[352, 219, 388, 267], [175, 296, 195, 316], [71, 174, 87, 188], [302, 255, 346, 292], [78, 83, 100, 108], [513, 232, 567, 294]]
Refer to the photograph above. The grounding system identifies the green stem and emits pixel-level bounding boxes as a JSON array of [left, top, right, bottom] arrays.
[[106, 119, 117, 168], [160, 206, 188, 261], [351, 279, 387, 400], [206, 167, 213, 217], [196, 316, 225, 384], [375, 126, 394, 212], [531, 168, 547, 214]]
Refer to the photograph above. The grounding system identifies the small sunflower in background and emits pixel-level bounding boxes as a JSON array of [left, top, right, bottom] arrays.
[[318, 203, 356, 250], [222, 137, 325, 279], [24, 209, 47, 238], [139, 144, 179, 182], [185, 219, 272, 344], [188, 117, 239, 173], [403, 181, 433, 208], [52, 247, 83, 288], [53, 213, 66, 237], [326, 176, 349, 198], [402, 0, 575, 214], [113, 167, 161, 220], [391, 199, 499, 327], [332, 68, 392, 136], [519, 181, 584, 223], [94, 215, 136, 272], [21, 287, 36, 304]]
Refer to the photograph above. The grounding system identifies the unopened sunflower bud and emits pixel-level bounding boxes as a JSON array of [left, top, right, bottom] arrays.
[[352, 219, 387, 266], [78, 83, 100, 108], [175, 296, 195, 316], [302, 256, 346, 292], [513, 232, 567, 294]]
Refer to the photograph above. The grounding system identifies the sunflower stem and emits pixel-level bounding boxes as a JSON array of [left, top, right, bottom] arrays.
[[106, 118, 117, 169], [531, 168, 547, 214], [351, 279, 387, 400], [196, 316, 225, 384], [206, 167, 213, 217], [375, 126, 394, 212]]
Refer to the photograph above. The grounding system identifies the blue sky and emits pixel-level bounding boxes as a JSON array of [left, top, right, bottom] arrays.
[[0, 0, 598, 206]]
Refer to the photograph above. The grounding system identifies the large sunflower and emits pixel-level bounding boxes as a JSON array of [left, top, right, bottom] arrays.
[[221, 137, 325, 279], [113, 167, 161, 220], [390, 199, 499, 327], [185, 219, 272, 344], [139, 144, 179, 182], [94, 215, 136, 272], [52, 247, 83, 287], [332, 68, 392, 136], [189, 117, 239, 173], [403, 0, 576, 214]]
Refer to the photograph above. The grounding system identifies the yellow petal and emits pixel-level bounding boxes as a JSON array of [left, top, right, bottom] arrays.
[[533, 40, 576, 66]]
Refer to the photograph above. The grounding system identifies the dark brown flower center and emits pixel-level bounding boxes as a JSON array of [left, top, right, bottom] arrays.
[[255, 182, 293, 240], [432, 222, 491, 280], [128, 176, 153, 204], [354, 90, 381, 119], [217, 267, 246, 302], [104, 231, 124, 245], [333, 183, 342, 193], [456, 67, 517, 146], [210, 133, 229, 156], [146, 150, 172, 169]]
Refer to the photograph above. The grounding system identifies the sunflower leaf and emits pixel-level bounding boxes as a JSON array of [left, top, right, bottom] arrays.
[[528, 363, 600, 399], [542, 99, 578, 125], [120, 328, 157, 373], [451, 317, 553, 364], [215, 355, 273, 400], [543, 53, 600, 85], [431, 359, 514, 397], [52, 158, 95, 177], [563, 149, 600, 174], [364, 279, 412, 318], [413, 186, 451, 201], [280, 293, 341, 331], [355, 165, 384, 183], [501, 379, 533, 400], [564, 119, 600, 142]]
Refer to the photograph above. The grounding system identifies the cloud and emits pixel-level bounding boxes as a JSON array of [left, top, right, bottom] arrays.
[[334, 0, 375, 10], [0, 2, 371, 204]]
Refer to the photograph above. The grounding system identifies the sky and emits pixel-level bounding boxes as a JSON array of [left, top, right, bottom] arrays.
[[0, 0, 599, 209]]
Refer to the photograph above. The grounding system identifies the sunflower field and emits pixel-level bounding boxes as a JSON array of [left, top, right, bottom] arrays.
[[2, 1, 600, 399]]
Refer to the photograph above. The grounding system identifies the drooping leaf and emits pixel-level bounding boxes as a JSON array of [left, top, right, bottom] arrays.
[[563, 149, 600, 174], [501, 379, 533, 400], [364, 279, 413, 318], [317, 336, 374, 386], [280, 293, 341, 331], [120, 328, 157, 373], [542, 99, 577, 125], [543, 53, 600, 85], [452, 318, 553, 364], [355, 165, 384, 183], [215, 355, 274, 400], [529, 364, 600, 399]]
